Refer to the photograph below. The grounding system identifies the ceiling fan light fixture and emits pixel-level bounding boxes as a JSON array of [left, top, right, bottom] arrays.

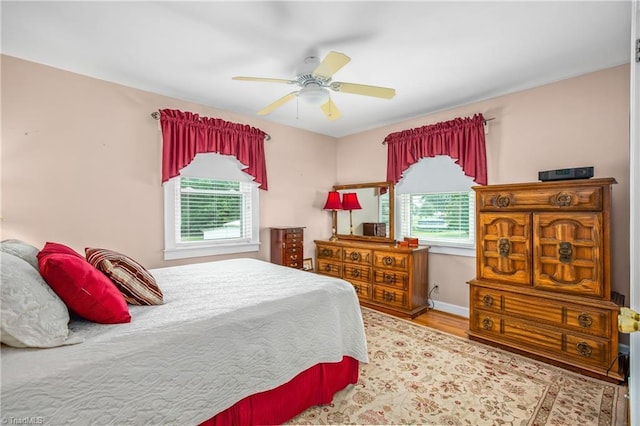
[[297, 85, 330, 105], [234, 51, 396, 119]]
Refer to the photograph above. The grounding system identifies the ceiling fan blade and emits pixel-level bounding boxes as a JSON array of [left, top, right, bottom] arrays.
[[320, 98, 341, 121], [257, 92, 297, 115], [233, 76, 297, 84], [331, 82, 396, 99], [312, 51, 351, 79]]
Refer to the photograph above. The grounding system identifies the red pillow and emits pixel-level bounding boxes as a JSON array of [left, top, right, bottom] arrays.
[[39, 241, 84, 259], [37, 253, 131, 324]]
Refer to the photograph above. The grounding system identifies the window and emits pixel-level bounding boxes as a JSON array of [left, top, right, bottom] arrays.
[[399, 191, 475, 248], [163, 153, 260, 260], [396, 156, 476, 256], [379, 191, 390, 225]]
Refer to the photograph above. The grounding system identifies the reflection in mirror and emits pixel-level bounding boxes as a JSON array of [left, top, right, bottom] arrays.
[[333, 182, 394, 242]]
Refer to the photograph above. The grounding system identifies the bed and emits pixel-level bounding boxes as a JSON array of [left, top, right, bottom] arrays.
[[1, 257, 368, 425]]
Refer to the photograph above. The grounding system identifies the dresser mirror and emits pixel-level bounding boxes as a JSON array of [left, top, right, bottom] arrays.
[[334, 181, 395, 243]]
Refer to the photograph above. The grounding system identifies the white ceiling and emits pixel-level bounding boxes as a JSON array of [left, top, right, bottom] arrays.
[[1, 1, 632, 138]]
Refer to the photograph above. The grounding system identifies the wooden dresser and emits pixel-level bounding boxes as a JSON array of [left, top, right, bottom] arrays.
[[467, 178, 622, 381], [315, 239, 429, 318], [270, 227, 304, 269]]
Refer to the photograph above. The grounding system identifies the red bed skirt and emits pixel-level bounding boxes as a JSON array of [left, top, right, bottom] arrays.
[[199, 356, 359, 426]]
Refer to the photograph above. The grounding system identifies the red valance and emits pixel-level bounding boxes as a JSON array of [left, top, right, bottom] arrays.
[[160, 109, 268, 190], [384, 113, 487, 186]]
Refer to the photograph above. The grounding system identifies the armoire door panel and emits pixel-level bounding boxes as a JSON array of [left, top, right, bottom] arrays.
[[478, 212, 531, 285], [533, 213, 603, 297]]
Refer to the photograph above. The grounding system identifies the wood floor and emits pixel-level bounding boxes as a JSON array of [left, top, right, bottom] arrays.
[[410, 308, 468, 338]]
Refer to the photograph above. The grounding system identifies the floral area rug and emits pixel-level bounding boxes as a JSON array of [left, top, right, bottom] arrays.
[[288, 307, 627, 425]]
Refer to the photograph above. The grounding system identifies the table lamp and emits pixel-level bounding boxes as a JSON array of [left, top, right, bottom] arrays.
[[323, 191, 342, 241], [341, 192, 362, 235]]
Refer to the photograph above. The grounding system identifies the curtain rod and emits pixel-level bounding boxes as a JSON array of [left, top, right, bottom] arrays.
[[151, 111, 271, 141]]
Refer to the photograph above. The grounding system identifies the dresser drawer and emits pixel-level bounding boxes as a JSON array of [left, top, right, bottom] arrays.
[[287, 259, 303, 268], [471, 286, 610, 337], [343, 247, 372, 265], [316, 244, 342, 261], [471, 310, 611, 369], [373, 250, 409, 271], [372, 286, 407, 308], [283, 238, 303, 248], [284, 228, 304, 238], [564, 307, 611, 337], [284, 249, 302, 265], [471, 310, 563, 353], [373, 269, 408, 290], [316, 259, 342, 278], [284, 246, 302, 256], [343, 264, 372, 282], [350, 279, 372, 300], [477, 186, 603, 212]]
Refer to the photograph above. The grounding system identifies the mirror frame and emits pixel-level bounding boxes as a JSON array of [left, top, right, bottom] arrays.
[[333, 181, 395, 243]]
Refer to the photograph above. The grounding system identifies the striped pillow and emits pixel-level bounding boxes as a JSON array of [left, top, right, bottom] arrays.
[[85, 247, 163, 305]]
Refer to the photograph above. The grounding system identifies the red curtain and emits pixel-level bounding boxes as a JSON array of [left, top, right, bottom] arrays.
[[160, 109, 269, 190], [384, 113, 487, 185]]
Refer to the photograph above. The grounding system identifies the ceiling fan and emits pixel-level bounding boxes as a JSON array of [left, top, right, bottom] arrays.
[[232, 51, 396, 120]]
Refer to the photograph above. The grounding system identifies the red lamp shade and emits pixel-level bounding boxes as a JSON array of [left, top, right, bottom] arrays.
[[323, 191, 343, 210], [342, 193, 362, 210]]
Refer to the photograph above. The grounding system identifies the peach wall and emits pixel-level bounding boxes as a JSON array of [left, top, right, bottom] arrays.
[[338, 65, 631, 312], [1, 56, 631, 314], [0, 55, 338, 268]]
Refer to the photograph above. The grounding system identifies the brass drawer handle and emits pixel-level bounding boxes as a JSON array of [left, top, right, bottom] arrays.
[[576, 342, 592, 357], [350, 252, 362, 262], [383, 256, 394, 266], [554, 192, 573, 207], [383, 273, 394, 284], [498, 238, 510, 257], [289, 254, 298, 260], [495, 195, 510, 208], [354, 285, 361, 294], [558, 242, 573, 263], [482, 294, 494, 307], [351, 268, 361, 278], [482, 317, 493, 330], [383, 291, 395, 302], [320, 248, 332, 257], [323, 264, 332, 272], [577, 313, 593, 328]]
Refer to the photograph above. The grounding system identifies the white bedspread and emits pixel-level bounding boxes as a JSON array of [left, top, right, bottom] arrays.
[[1, 258, 368, 425]]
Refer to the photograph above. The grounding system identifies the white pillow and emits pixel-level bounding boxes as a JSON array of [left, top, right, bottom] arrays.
[[1, 252, 72, 348], [0, 239, 40, 271]]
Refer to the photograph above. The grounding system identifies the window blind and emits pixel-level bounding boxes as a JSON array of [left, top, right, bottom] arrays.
[[400, 191, 475, 245], [175, 178, 252, 243]]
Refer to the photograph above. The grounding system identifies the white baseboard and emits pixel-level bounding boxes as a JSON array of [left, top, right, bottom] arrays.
[[431, 300, 469, 318]]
